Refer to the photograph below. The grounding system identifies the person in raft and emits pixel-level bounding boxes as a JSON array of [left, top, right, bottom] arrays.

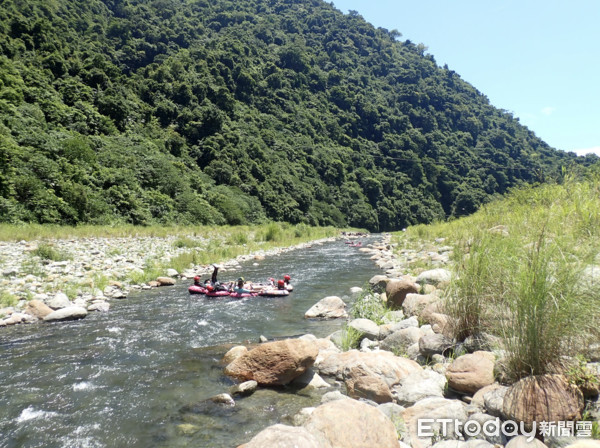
[[233, 277, 253, 294], [283, 274, 293, 291], [193, 276, 203, 286], [277, 279, 286, 290]]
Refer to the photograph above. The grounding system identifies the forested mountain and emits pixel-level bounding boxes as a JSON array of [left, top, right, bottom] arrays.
[[0, 0, 593, 231]]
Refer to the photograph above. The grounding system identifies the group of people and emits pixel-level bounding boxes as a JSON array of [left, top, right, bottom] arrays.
[[192, 265, 293, 294]]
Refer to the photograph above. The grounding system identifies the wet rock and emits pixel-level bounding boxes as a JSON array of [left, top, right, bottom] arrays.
[[224, 338, 318, 386], [210, 393, 235, 406], [87, 301, 110, 312], [43, 306, 88, 322], [25, 299, 54, 319], [229, 380, 258, 397], [222, 346, 248, 365], [304, 296, 347, 319], [156, 277, 176, 286]]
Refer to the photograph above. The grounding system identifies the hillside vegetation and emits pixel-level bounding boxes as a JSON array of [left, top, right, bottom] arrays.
[[0, 0, 594, 230], [401, 171, 600, 381]]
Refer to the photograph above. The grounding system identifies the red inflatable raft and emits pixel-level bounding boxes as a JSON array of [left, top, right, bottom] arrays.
[[188, 285, 208, 295]]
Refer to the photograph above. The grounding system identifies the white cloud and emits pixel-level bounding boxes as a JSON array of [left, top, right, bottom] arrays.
[[570, 146, 600, 157], [541, 107, 556, 116]]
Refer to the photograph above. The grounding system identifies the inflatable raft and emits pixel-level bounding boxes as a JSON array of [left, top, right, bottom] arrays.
[[258, 289, 290, 297], [230, 291, 258, 299], [206, 290, 231, 298], [188, 285, 207, 295]]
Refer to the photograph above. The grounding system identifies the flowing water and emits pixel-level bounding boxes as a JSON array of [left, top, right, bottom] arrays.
[[0, 237, 382, 448]]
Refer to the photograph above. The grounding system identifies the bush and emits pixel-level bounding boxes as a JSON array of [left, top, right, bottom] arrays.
[[31, 243, 71, 261]]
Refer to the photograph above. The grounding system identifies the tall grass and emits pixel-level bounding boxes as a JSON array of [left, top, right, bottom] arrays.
[[399, 173, 600, 382]]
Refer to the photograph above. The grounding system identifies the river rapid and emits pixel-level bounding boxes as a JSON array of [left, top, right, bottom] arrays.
[[0, 237, 382, 448]]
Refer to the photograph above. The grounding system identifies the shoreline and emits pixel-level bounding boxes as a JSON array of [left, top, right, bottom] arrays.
[[0, 228, 349, 327]]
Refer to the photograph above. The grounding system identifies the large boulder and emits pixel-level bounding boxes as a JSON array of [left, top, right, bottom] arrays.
[[345, 373, 394, 403], [25, 300, 54, 319], [416, 269, 452, 288], [224, 338, 318, 386], [386, 278, 419, 309], [305, 296, 347, 319], [502, 374, 584, 427], [446, 351, 496, 394], [239, 424, 326, 448], [43, 306, 88, 322], [222, 346, 248, 365], [303, 399, 399, 448], [316, 349, 421, 387]]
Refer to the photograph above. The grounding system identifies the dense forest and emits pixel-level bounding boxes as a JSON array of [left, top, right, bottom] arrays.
[[0, 0, 595, 231]]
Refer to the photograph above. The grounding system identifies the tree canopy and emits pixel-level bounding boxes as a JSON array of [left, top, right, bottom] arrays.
[[0, 0, 593, 230]]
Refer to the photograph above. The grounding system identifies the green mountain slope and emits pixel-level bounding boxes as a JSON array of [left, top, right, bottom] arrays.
[[0, 0, 593, 230]]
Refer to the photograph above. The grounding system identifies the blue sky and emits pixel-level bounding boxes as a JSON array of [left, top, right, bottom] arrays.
[[331, 0, 600, 156]]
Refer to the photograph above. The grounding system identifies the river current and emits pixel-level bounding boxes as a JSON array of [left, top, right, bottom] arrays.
[[0, 237, 382, 448]]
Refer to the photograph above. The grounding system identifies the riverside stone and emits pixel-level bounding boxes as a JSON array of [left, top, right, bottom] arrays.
[[43, 306, 88, 322], [46, 292, 71, 310], [304, 296, 347, 319], [25, 300, 53, 319], [239, 424, 325, 448], [224, 338, 318, 386], [156, 277, 176, 286], [502, 374, 584, 427], [446, 351, 496, 394], [385, 278, 419, 309], [419, 333, 454, 357], [229, 380, 258, 397], [380, 326, 423, 354], [303, 399, 399, 448], [222, 346, 248, 365], [392, 369, 447, 406], [348, 318, 380, 341], [415, 268, 452, 288]]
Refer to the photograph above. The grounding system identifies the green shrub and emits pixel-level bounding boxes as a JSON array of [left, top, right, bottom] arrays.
[[350, 286, 390, 325], [339, 325, 362, 351], [31, 243, 71, 261]]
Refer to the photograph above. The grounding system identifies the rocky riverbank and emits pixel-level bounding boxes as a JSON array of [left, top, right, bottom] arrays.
[[212, 234, 600, 448], [0, 233, 340, 327]]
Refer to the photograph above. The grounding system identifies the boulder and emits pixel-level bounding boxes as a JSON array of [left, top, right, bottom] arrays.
[[87, 301, 110, 312], [229, 380, 258, 397], [46, 292, 71, 310], [446, 351, 496, 394], [386, 279, 419, 309], [222, 345, 248, 365], [305, 296, 347, 319], [156, 277, 176, 286], [316, 349, 421, 387], [403, 293, 438, 318], [292, 368, 331, 390], [344, 365, 394, 403], [482, 385, 507, 418], [303, 399, 399, 448], [392, 369, 447, 406], [502, 374, 584, 428], [239, 424, 326, 448], [25, 299, 53, 319], [380, 326, 423, 354], [419, 333, 454, 357], [379, 316, 419, 339], [348, 318, 380, 341], [224, 338, 318, 386], [416, 269, 452, 288], [401, 397, 468, 448], [43, 306, 88, 322], [369, 275, 390, 291], [166, 268, 179, 277]]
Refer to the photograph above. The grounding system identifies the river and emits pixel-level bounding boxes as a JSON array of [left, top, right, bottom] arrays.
[[0, 236, 382, 448]]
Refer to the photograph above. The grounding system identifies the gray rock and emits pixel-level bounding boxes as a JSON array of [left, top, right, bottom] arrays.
[[483, 385, 507, 418], [87, 301, 110, 312], [380, 326, 423, 354], [43, 306, 88, 322], [379, 316, 419, 339], [505, 435, 548, 448], [305, 296, 347, 319], [464, 412, 507, 445], [392, 369, 447, 406], [416, 268, 452, 287], [320, 390, 349, 404], [46, 292, 71, 310], [166, 268, 179, 277], [229, 380, 258, 397], [419, 333, 454, 357], [349, 318, 380, 341], [210, 393, 234, 406]]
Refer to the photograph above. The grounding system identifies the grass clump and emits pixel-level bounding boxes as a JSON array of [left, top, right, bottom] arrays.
[[31, 243, 71, 261], [399, 172, 600, 383], [0, 290, 19, 308], [350, 286, 390, 325], [339, 325, 362, 351]]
